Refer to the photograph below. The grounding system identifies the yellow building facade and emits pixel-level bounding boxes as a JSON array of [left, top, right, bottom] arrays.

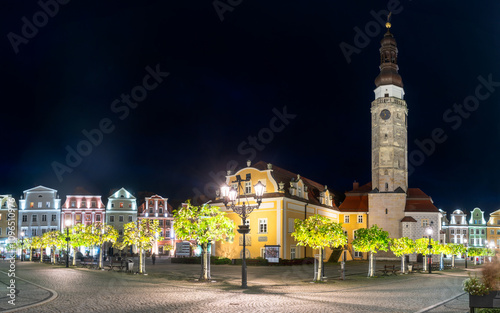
[[487, 209, 500, 248], [212, 161, 341, 262]]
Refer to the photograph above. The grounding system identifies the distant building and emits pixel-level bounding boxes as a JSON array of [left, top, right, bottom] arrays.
[[106, 188, 137, 236], [469, 207, 487, 247], [18, 186, 61, 238], [137, 194, 174, 255], [448, 209, 468, 245], [61, 188, 106, 229], [486, 208, 500, 248], [0, 195, 17, 251]]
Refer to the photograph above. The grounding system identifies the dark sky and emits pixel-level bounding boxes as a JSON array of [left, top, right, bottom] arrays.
[[1, 1, 499, 216]]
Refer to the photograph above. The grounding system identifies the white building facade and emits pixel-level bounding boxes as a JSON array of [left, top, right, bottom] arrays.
[[18, 186, 61, 238]]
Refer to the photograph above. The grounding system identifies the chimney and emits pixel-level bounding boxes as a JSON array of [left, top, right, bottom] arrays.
[[353, 180, 359, 190]]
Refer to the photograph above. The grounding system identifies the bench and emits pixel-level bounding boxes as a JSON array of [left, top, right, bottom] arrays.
[[409, 263, 421, 273], [107, 262, 126, 272], [380, 265, 399, 276], [80, 258, 98, 269]]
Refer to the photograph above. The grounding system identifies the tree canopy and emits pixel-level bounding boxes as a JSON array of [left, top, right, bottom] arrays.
[[352, 225, 390, 253], [292, 214, 347, 250]]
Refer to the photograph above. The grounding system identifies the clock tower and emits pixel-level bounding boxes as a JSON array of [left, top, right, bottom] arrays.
[[367, 20, 408, 245], [371, 21, 408, 193]]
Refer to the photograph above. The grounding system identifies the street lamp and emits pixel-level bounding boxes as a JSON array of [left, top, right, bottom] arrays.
[[65, 220, 71, 268], [426, 221, 434, 274], [220, 174, 265, 289], [20, 231, 25, 262]]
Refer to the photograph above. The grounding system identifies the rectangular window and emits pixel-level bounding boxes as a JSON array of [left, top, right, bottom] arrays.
[[91, 201, 97, 208], [128, 215, 133, 222], [32, 229, 37, 236], [0, 228, 2, 235], [344, 215, 350, 223], [422, 219, 428, 227], [166, 220, 171, 227], [120, 203, 124, 208], [85, 214, 91, 221], [491, 230, 495, 235], [41, 229, 47, 234], [129, 204, 132, 208], [288, 218, 294, 233], [46, 202, 50, 208], [109, 215, 115, 223], [71, 201, 76, 208], [258, 218, 268, 234], [30, 202, 34, 208], [497, 220, 500, 225], [42, 215, 47, 222], [38, 202, 42, 208], [497, 230, 500, 235], [52, 215, 56, 222], [22, 215, 27, 222], [298, 187, 302, 198], [111, 203, 114, 208], [451, 229, 454, 234], [290, 247, 296, 259], [159, 208, 163, 214], [81, 201, 87, 208], [463, 230, 467, 234], [357, 215, 363, 223], [76, 214, 81, 222], [260, 247, 266, 258], [32, 215, 37, 222], [119, 216, 124, 222], [245, 181, 251, 194], [158, 220, 163, 227], [96, 215, 101, 222]]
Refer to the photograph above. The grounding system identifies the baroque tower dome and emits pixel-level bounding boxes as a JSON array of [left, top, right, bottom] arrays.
[[374, 28, 403, 88]]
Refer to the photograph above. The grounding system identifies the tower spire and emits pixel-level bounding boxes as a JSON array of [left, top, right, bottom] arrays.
[[374, 13, 403, 89]]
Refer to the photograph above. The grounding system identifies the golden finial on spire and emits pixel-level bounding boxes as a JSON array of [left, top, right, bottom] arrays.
[[386, 12, 392, 29]]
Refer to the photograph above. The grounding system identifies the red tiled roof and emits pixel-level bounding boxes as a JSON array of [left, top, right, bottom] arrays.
[[338, 195, 368, 212], [348, 182, 372, 193], [401, 216, 417, 222], [405, 188, 439, 213], [244, 161, 340, 208]]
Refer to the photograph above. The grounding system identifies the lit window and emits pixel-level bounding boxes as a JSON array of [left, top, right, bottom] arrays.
[[245, 182, 251, 194], [344, 215, 350, 223], [290, 247, 296, 259], [357, 215, 363, 223], [71, 201, 76, 208], [422, 219, 428, 227], [120, 203, 124, 208], [46, 202, 50, 208], [30, 202, 34, 208], [288, 218, 294, 233], [38, 202, 42, 208], [258, 218, 267, 234], [52, 215, 56, 222], [129, 204, 132, 208], [91, 201, 97, 208]]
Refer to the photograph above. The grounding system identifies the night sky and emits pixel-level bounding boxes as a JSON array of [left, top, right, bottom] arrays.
[[1, 1, 499, 216]]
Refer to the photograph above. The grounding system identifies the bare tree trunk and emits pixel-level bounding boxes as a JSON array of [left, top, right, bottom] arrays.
[[401, 255, 405, 274], [423, 255, 427, 271], [139, 248, 143, 274], [99, 245, 103, 269], [200, 243, 209, 280], [315, 248, 323, 282], [451, 254, 455, 268], [368, 252, 375, 277]]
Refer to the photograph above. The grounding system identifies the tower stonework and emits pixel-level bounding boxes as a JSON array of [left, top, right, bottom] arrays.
[[368, 24, 408, 242]]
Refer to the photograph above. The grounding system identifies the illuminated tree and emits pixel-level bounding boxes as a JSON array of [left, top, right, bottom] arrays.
[[123, 220, 163, 274], [42, 231, 65, 264], [414, 238, 439, 271], [292, 214, 346, 282], [31, 236, 43, 262], [390, 237, 415, 274], [468, 247, 483, 265], [173, 201, 235, 280], [86, 223, 119, 269], [352, 225, 390, 277]]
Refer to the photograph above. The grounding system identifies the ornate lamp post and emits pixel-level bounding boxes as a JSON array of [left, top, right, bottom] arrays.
[[220, 174, 265, 289], [20, 231, 25, 262], [65, 220, 71, 268], [426, 221, 434, 274]]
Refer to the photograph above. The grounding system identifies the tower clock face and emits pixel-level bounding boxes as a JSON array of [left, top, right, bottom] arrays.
[[380, 109, 391, 120]]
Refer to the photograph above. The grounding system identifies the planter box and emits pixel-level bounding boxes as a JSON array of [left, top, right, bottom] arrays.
[[469, 290, 500, 310]]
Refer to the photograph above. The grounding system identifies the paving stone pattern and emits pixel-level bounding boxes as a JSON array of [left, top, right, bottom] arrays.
[[0, 258, 476, 312]]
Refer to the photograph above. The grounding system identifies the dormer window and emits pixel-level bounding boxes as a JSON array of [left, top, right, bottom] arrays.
[[298, 187, 302, 198]]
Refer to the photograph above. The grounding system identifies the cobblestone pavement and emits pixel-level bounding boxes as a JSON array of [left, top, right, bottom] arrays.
[[0, 258, 478, 313]]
